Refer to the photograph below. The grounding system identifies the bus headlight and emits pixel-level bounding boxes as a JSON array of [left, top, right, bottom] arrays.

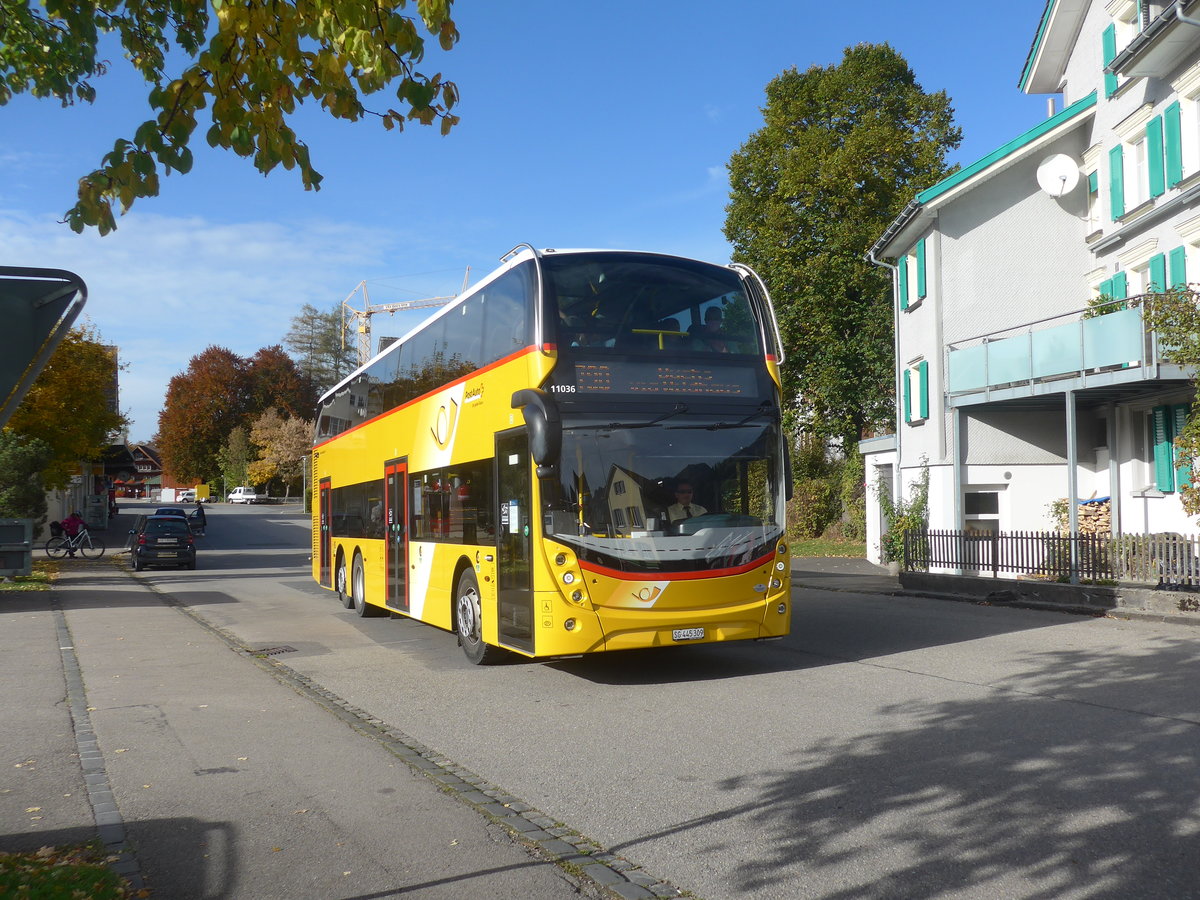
[[777, 543, 788, 555], [564, 618, 577, 631], [571, 590, 583, 602], [776, 561, 786, 571], [555, 553, 567, 566], [777, 602, 787, 615], [770, 578, 782, 589], [563, 572, 576, 585]]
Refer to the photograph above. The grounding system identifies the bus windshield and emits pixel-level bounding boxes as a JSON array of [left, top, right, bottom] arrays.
[[543, 415, 786, 573], [543, 253, 761, 355]]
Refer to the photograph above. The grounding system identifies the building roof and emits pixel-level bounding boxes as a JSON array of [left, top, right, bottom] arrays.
[[1019, 0, 1089, 94], [869, 91, 1096, 259]]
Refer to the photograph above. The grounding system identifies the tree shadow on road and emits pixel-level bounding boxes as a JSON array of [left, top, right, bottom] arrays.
[[615, 632, 1200, 898]]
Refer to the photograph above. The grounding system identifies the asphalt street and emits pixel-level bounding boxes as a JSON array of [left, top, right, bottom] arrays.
[[5, 502, 1200, 900]]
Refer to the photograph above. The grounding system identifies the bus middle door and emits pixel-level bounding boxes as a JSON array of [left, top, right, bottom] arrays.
[[318, 477, 332, 587], [384, 458, 409, 612]]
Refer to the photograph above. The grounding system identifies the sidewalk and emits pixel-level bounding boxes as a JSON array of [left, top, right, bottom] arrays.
[[790, 556, 901, 595], [792, 555, 1200, 626], [0, 560, 623, 899]]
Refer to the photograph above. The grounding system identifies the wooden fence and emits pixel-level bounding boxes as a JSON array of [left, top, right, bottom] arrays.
[[904, 529, 1200, 587]]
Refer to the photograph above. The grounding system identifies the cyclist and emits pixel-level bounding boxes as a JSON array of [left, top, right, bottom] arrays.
[[61, 511, 86, 557]]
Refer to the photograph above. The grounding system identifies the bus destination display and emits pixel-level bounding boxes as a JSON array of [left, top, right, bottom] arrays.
[[572, 361, 757, 396]]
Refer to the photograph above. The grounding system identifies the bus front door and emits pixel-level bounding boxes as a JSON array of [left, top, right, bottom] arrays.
[[318, 477, 332, 588], [384, 458, 409, 612], [496, 430, 534, 653]]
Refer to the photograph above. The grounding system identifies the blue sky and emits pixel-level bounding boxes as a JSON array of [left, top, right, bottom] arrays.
[[1, 0, 1053, 440]]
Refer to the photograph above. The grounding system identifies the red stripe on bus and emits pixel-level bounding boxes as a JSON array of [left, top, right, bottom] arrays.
[[577, 550, 776, 581], [313, 344, 539, 449]]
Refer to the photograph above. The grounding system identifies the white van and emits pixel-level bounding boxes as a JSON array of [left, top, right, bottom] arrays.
[[227, 486, 259, 504]]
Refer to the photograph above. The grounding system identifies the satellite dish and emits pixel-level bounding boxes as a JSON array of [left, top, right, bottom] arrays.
[[1036, 154, 1081, 197]]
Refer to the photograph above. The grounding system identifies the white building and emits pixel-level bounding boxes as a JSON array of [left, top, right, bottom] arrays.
[[863, 0, 1200, 566]]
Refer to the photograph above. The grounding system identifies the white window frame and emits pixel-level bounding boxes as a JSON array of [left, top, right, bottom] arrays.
[[1113, 104, 1157, 217], [1172, 63, 1200, 183], [1119, 238, 1160, 294], [1108, 0, 1141, 44]]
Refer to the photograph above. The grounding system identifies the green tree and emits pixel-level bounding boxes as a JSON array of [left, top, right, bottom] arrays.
[[725, 43, 961, 451], [283, 303, 357, 394], [0, 430, 53, 520], [6, 326, 126, 487], [1140, 286, 1200, 517], [0, 0, 461, 234], [217, 425, 253, 493]]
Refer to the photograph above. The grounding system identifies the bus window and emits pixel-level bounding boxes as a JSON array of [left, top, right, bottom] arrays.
[[481, 264, 533, 362], [544, 254, 761, 356], [456, 292, 484, 370]]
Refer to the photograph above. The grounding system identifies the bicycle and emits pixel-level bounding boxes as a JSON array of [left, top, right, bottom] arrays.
[[46, 528, 106, 559]]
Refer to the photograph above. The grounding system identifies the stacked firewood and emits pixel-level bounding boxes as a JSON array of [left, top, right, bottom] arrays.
[[1076, 499, 1112, 535]]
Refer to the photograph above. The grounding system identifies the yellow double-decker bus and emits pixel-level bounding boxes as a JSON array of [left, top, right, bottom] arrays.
[[311, 247, 791, 663]]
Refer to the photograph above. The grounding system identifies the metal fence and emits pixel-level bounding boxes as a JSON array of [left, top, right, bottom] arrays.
[[904, 529, 1200, 587]]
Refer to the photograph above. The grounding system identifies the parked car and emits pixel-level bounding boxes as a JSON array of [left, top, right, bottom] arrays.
[[154, 506, 189, 519], [129, 515, 197, 571], [227, 486, 259, 504], [177, 489, 196, 502]]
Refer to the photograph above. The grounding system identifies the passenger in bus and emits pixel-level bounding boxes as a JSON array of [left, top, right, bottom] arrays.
[[691, 306, 729, 352], [666, 481, 707, 524], [658, 318, 686, 350]]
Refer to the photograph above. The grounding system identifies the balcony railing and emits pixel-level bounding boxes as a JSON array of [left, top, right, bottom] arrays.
[[947, 300, 1154, 395]]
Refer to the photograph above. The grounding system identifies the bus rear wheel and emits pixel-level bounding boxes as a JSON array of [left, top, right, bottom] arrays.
[[336, 555, 353, 609], [352, 553, 385, 618], [455, 569, 503, 665]]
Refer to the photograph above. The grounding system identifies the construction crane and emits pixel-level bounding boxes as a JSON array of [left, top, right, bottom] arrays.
[[341, 269, 470, 366]]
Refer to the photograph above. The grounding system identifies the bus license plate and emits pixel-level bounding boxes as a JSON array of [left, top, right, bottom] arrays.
[[672, 627, 705, 642]]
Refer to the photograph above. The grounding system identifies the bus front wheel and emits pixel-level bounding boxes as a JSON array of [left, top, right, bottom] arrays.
[[455, 569, 503, 665], [352, 553, 385, 618]]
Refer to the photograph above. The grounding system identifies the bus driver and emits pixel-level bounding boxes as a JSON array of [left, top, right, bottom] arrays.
[[667, 481, 707, 524]]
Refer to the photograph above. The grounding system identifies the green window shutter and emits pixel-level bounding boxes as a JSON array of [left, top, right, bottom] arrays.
[[1111, 270, 1128, 299], [1174, 404, 1192, 490], [917, 360, 929, 419], [898, 256, 909, 310], [903, 368, 912, 423], [1099, 277, 1113, 299], [1165, 101, 1183, 188], [1103, 25, 1119, 97], [1169, 246, 1188, 288], [1149, 253, 1167, 293], [1153, 405, 1176, 492], [1088, 171, 1099, 194], [1109, 144, 1125, 220], [916, 238, 927, 300], [1147, 116, 1165, 198]]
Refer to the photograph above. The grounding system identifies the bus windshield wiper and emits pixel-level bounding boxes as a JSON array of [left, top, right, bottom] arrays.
[[568, 402, 690, 432], [667, 401, 775, 430]]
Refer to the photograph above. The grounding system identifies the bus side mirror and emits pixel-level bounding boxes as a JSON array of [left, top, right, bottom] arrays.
[[511, 388, 561, 479]]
